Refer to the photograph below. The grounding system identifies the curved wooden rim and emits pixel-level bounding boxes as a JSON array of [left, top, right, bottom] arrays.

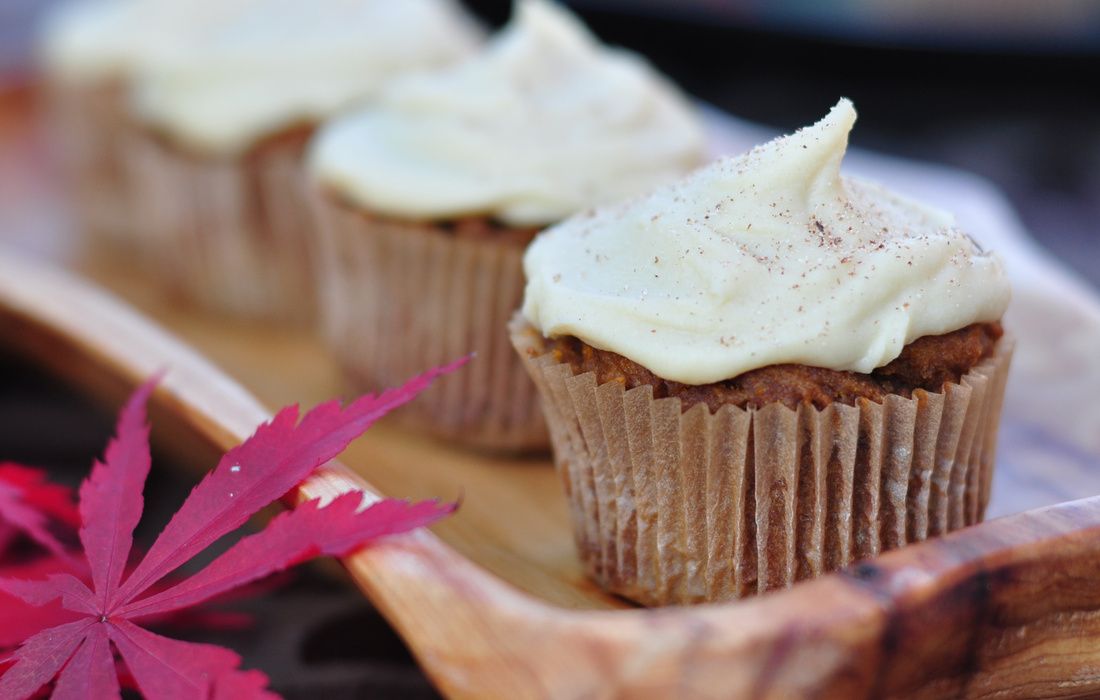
[[3, 251, 1099, 698]]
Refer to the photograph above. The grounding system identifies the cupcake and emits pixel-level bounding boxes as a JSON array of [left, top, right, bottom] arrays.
[[512, 99, 1013, 605], [38, 0, 232, 250], [119, 0, 480, 320], [307, 0, 706, 451]]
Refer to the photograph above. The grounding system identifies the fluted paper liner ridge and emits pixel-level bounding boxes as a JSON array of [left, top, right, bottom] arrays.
[[511, 315, 1014, 606], [122, 125, 316, 321], [310, 192, 549, 452], [45, 79, 136, 250]]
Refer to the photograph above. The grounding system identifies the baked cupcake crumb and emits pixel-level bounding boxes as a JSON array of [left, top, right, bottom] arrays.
[[538, 322, 1002, 412]]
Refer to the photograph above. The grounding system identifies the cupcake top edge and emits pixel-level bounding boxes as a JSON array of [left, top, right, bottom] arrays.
[[307, 0, 707, 227], [520, 98, 1012, 386], [77, 0, 481, 156]]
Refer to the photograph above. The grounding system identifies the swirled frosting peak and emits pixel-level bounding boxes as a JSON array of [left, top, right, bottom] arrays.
[[309, 0, 706, 226], [522, 99, 1011, 384]]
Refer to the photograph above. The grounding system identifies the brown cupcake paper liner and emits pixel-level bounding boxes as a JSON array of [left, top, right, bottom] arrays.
[[121, 125, 317, 322], [44, 79, 136, 249], [310, 192, 549, 452], [510, 317, 1014, 606]]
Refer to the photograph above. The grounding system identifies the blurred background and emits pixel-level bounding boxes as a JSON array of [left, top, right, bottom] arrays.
[[2, 0, 1099, 282], [1, 1, 1098, 697]]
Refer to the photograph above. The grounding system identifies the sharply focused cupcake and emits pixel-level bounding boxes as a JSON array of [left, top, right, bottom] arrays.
[[38, 0, 231, 249], [307, 0, 706, 451], [120, 0, 480, 320], [512, 99, 1013, 605]]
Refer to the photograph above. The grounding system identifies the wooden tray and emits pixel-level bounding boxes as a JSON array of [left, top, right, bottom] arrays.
[[4, 86, 1100, 697]]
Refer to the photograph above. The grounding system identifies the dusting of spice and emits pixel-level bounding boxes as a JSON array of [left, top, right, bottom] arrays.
[[521, 98, 1010, 385]]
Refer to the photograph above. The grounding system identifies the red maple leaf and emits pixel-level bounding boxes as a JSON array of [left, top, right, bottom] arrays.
[[0, 557, 83, 651], [0, 464, 85, 654], [0, 462, 81, 559], [0, 456, 259, 660], [0, 359, 465, 699]]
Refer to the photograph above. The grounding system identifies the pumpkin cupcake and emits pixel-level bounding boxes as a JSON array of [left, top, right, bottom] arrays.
[[512, 99, 1013, 605], [38, 0, 231, 251], [307, 0, 706, 451], [120, 0, 480, 321]]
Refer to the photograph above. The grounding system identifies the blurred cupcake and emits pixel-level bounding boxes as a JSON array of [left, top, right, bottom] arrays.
[[307, 0, 706, 452], [512, 99, 1013, 605], [38, 0, 231, 249], [121, 0, 480, 320]]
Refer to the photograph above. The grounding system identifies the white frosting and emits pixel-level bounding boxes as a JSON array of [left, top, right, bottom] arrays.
[[522, 99, 1011, 384], [39, 0, 240, 83], [127, 0, 481, 155], [308, 0, 705, 227]]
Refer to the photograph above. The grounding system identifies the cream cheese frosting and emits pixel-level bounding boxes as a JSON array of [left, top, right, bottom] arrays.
[[127, 0, 481, 155], [522, 99, 1011, 385], [308, 0, 706, 227]]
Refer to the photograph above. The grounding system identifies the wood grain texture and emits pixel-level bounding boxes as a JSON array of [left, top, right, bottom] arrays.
[[3, 252, 1100, 699]]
